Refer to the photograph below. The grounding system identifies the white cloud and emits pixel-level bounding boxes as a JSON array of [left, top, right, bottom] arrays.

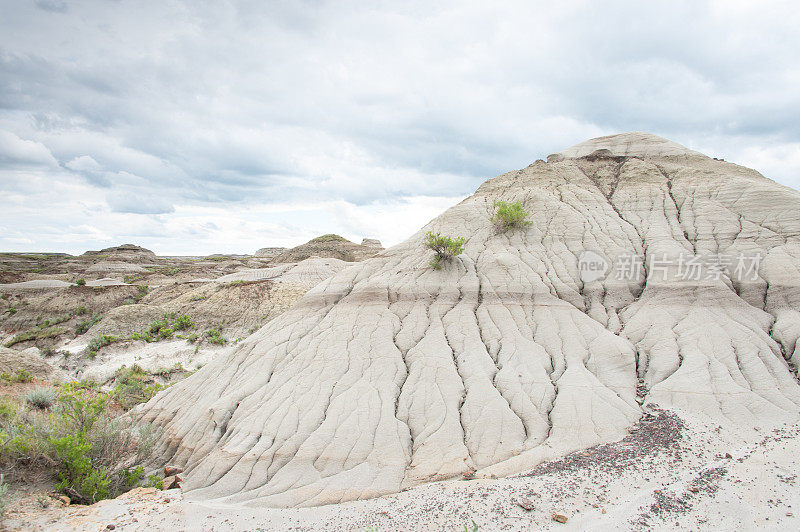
[[65, 155, 102, 173], [0, 0, 799, 253], [0, 130, 58, 167]]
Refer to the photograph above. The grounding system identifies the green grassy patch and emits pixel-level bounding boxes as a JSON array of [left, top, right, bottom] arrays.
[[4, 326, 68, 348]]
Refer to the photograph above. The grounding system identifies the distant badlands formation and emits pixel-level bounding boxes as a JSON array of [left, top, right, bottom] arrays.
[[128, 132, 800, 507], [0, 236, 384, 382]]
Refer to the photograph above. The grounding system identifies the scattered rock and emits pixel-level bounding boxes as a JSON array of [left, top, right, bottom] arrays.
[[515, 497, 535, 511], [48, 493, 70, 506], [106, 525, 116, 530], [164, 465, 183, 477], [725, 453, 732, 459], [552, 513, 568, 524], [163, 475, 182, 490]]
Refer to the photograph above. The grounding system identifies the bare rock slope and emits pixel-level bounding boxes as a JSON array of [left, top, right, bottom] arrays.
[[138, 132, 800, 507]]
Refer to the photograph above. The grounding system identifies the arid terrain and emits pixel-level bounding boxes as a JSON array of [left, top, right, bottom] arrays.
[[2, 133, 800, 530]]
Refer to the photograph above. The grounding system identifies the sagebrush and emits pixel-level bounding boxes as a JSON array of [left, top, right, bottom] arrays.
[[0, 383, 157, 504], [424, 231, 465, 270], [491, 200, 532, 231]]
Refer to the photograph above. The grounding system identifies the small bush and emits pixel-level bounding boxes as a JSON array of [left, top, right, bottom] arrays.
[[75, 306, 89, 316], [185, 332, 199, 344], [14, 369, 33, 383], [112, 365, 164, 410], [147, 317, 170, 335], [51, 433, 112, 503], [145, 474, 163, 489], [75, 313, 102, 335], [172, 314, 194, 331], [129, 332, 156, 343], [85, 334, 118, 358], [25, 387, 56, 409], [0, 383, 157, 504], [133, 285, 148, 302], [424, 231, 466, 270], [122, 465, 145, 488], [75, 279, 86, 286], [205, 328, 227, 345], [491, 200, 532, 231]]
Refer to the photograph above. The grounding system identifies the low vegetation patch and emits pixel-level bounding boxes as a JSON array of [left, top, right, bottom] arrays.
[[24, 387, 56, 409], [309, 234, 348, 243], [491, 200, 532, 231], [75, 278, 86, 286], [149, 267, 180, 276], [133, 285, 148, 302], [38, 314, 71, 328], [0, 383, 157, 504], [205, 327, 227, 345], [131, 313, 195, 343], [85, 334, 120, 358], [112, 365, 165, 410], [0, 370, 33, 384], [424, 231, 466, 270], [4, 326, 68, 348], [75, 313, 102, 335]]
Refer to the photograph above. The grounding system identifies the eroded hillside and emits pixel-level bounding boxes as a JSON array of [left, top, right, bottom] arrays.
[[136, 132, 800, 507]]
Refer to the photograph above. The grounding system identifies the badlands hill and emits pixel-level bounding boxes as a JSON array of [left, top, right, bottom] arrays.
[[136, 132, 800, 508], [0, 239, 367, 386], [272, 234, 384, 263]]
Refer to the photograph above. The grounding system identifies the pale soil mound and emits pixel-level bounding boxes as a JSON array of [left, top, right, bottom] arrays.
[[0, 280, 73, 289], [272, 234, 383, 263], [254, 247, 287, 258], [86, 261, 149, 274], [0, 346, 65, 381], [81, 243, 158, 263], [136, 132, 800, 507]]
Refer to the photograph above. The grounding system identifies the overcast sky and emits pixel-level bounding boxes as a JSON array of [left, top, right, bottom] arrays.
[[1, 0, 799, 255]]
